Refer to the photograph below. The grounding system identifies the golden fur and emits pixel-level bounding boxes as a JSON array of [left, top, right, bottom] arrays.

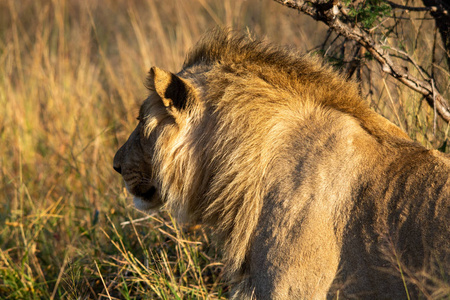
[[114, 29, 450, 299]]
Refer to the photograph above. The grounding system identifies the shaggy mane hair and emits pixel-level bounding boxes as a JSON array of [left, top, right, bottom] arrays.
[[182, 29, 409, 142]]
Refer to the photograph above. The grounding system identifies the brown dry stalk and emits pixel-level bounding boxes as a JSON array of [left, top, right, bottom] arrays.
[[273, 0, 450, 122]]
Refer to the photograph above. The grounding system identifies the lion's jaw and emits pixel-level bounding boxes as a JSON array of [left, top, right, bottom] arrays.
[[133, 191, 157, 211]]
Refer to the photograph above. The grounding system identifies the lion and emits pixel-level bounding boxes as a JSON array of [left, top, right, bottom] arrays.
[[113, 29, 450, 299]]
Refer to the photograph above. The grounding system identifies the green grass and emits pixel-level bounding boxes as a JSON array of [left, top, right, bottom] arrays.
[[0, 0, 448, 298]]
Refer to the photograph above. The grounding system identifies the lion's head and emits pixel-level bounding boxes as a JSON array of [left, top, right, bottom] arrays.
[[114, 29, 450, 299], [113, 65, 205, 216]]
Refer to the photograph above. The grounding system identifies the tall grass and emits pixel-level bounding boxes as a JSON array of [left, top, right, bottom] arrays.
[[0, 0, 232, 298], [0, 0, 448, 299]]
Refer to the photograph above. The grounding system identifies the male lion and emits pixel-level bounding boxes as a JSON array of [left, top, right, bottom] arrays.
[[113, 29, 450, 299]]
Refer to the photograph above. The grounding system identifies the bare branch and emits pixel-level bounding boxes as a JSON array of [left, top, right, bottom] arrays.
[[273, 0, 450, 122], [385, 1, 447, 14]]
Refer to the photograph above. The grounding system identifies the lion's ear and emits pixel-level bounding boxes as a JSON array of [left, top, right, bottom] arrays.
[[148, 66, 194, 111]]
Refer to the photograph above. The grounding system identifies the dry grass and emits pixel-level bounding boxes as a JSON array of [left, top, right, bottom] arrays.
[[0, 0, 448, 299]]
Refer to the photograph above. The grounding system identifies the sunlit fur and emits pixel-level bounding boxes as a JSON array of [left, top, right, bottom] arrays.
[[115, 29, 450, 299]]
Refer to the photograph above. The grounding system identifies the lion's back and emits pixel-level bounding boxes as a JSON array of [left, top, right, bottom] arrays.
[[226, 106, 450, 299]]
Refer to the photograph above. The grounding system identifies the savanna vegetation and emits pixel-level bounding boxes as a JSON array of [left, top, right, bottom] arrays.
[[1, 0, 448, 299]]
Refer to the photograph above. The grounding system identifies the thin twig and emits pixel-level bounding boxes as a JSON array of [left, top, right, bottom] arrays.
[[432, 79, 437, 134], [120, 214, 155, 227], [387, 46, 427, 80], [385, 1, 446, 14], [383, 78, 404, 131]]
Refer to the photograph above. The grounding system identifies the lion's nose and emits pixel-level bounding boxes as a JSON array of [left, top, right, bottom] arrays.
[[113, 164, 122, 174], [113, 154, 122, 173], [113, 143, 126, 174]]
